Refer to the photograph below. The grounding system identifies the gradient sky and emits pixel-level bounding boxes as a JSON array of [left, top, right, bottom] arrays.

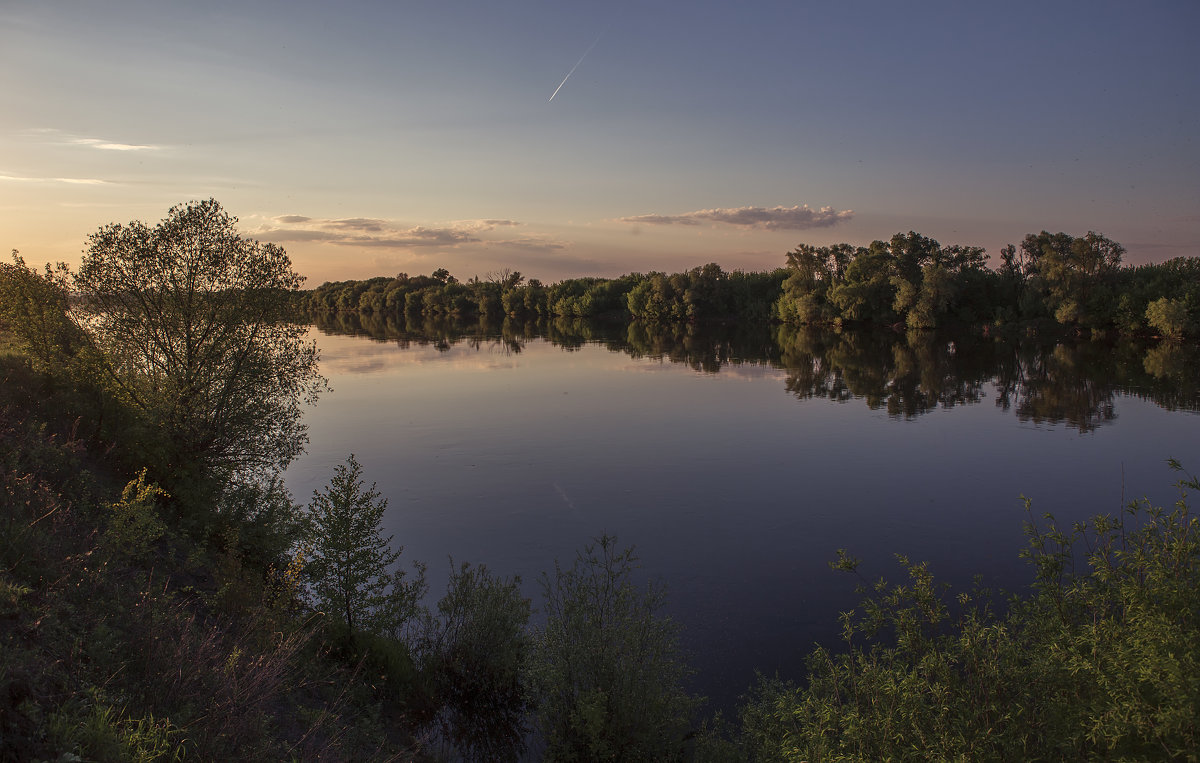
[[3, 0, 1197, 285]]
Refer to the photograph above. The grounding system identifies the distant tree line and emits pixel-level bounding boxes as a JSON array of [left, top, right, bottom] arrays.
[[301, 265, 788, 323], [303, 230, 1199, 337], [778, 230, 1199, 335]]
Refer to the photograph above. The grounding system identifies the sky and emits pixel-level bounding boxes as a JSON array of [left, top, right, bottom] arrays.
[[2, 0, 1197, 285]]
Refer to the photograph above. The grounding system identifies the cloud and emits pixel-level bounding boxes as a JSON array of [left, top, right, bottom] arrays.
[[486, 237, 568, 253], [254, 229, 342, 243], [254, 215, 582, 274], [70, 137, 159, 152], [254, 216, 531, 251], [498, 247, 607, 273], [624, 214, 701, 227], [336, 228, 481, 248], [274, 215, 386, 232], [446, 219, 524, 233], [323, 218, 388, 232], [22, 128, 162, 152], [0, 173, 109, 185], [620, 204, 854, 230]]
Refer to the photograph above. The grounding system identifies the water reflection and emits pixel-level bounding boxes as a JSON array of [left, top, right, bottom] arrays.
[[311, 312, 1199, 432], [777, 328, 991, 417], [297, 312, 1198, 712]]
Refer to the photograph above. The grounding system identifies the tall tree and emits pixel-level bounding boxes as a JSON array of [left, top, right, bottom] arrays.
[[71, 199, 324, 487], [1017, 230, 1124, 327]]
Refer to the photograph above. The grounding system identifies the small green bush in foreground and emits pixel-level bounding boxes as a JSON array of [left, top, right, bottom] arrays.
[[742, 460, 1200, 762]]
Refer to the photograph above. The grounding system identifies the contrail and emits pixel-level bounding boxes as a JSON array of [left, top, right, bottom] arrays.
[[549, 29, 605, 102], [552, 482, 578, 512]]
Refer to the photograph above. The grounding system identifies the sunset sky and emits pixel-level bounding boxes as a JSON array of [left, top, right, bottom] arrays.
[[3, 0, 1197, 285]]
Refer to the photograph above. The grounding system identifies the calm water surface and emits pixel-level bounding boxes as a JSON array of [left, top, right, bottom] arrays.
[[285, 318, 1199, 708]]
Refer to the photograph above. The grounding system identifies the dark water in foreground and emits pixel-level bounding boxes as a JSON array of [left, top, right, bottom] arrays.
[[285, 314, 1199, 709]]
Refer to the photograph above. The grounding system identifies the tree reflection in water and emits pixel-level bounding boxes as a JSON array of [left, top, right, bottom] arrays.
[[311, 312, 1198, 433]]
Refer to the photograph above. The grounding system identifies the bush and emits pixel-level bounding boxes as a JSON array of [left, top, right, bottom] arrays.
[[528, 535, 700, 762], [417, 561, 532, 762], [103, 469, 168, 562], [741, 462, 1200, 761]]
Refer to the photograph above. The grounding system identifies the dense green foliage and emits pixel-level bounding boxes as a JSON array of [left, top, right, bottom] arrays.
[[741, 464, 1200, 761], [775, 232, 992, 329], [528, 536, 701, 761], [0, 353, 410, 759], [1, 206, 420, 759], [414, 562, 532, 762], [301, 230, 1199, 337], [302, 264, 788, 324], [3, 200, 326, 533], [73, 200, 324, 493], [0, 253, 90, 372], [777, 229, 1200, 335]]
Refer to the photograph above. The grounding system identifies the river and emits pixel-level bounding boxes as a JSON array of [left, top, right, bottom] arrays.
[[284, 314, 1199, 709]]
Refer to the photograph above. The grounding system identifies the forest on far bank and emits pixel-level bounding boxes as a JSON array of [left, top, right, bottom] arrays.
[[302, 230, 1200, 339]]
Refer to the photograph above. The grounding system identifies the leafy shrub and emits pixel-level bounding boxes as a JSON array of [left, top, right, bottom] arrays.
[[742, 461, 1200, 761], [103, 469, 168, 561], [528, 535, 701, 762], [417, 561, 532, 762]]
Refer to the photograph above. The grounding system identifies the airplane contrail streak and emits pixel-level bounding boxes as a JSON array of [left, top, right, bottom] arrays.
[[549, 29, 605, 102]]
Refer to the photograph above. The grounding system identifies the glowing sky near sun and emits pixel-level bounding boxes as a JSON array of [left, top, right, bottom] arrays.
[[2, 0, 1197, 284]]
